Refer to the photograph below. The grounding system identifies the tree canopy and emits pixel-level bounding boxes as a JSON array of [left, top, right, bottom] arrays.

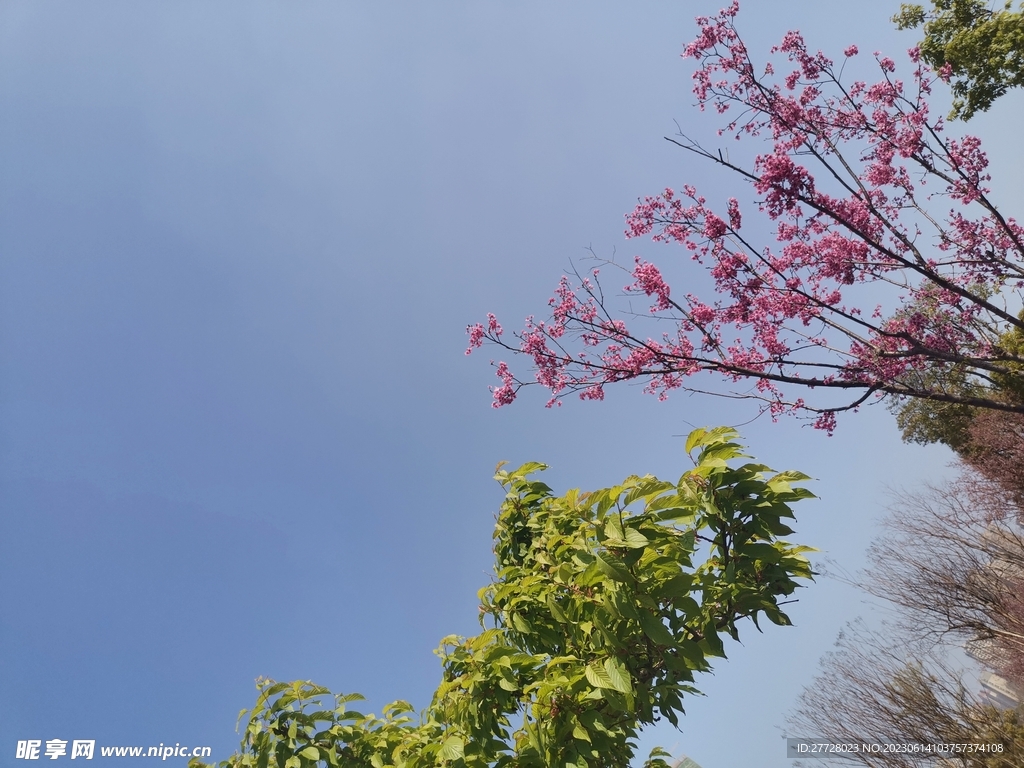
[[894, 0, 1024, 119], [195, 428, 815, 768]]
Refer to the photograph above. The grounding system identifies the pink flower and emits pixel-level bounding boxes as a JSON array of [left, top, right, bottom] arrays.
[[466, 323, 485, 354], [703, 213, 729, 239], [491, 362, 517, 407], [813, 412, 837, 434], [629, 258, 672, 311], [727, 198, 742, 229]]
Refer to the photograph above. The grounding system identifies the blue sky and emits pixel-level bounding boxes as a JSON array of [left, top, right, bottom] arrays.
[[1, 2, 1021, 766]]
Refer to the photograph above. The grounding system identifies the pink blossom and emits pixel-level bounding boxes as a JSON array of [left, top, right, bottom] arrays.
[[491, 362, 517, 407], [628, 258, 673, 311], [727, 198, 742, 229], [813, 412, 837, 434], [703, 213, 728, 239], [466, 323, 486, 354]]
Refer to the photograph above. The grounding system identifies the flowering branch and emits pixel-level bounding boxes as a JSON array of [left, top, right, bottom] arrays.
[[467, 2, 1024, 432]]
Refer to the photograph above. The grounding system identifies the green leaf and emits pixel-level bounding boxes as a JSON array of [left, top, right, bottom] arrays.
[[510, 461, 548, 478], [741, 542, 782, 563], [639, 611, 675, 646], [608, 587, 640, 621], [622, 477, 674, 507], [336, 692, 366, 704], [620, 527, 650, 548], [763, 605, 793, 626], [299, 746, 320, 761], [438, 735, 465, 761], [672, 595, 701, 618], [657, 574, 693, 598], [770, 469, 812, 482], [585, 663, 615, 690], [603, 658, 633, 694], [382, 699, 414, 716], [547, 595, 568, 623], [700, 629, 726, 659], [685, 426, 740, 454], [684, 427, 709, 454], [590, 487, 621, 519], [655, 507, 696, 524], [595, 552, 632, 582], [603, 516, 625, 542]]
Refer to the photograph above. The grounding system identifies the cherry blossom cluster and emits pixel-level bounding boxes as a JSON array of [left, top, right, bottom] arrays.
[[468, 2, 1024, 429]]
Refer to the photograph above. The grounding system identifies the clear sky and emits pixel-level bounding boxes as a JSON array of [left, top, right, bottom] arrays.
[[1, 2, 1021, 766]]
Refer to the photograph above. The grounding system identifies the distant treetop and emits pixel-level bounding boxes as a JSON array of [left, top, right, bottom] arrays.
[[894, 0, 1024, 119]]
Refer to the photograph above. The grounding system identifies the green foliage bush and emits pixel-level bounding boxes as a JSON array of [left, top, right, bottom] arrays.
[[196, 428, 815, 768]]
